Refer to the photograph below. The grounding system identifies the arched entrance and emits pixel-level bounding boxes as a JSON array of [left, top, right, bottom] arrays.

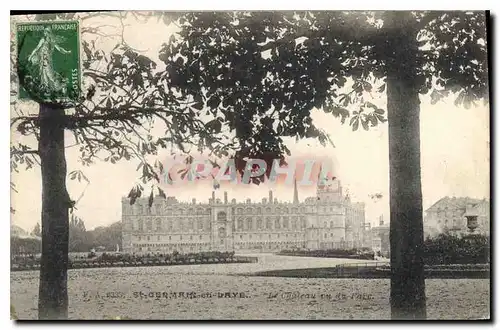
[[217, 211, 227, 250]]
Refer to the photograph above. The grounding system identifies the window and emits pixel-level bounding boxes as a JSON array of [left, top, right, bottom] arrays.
[[330, 221, 334, 228], [257, 218, 263, 230], [147, 236, 151, 241], [266, 217, 272, 230], [283, 217, 289, 229], [138, 236, 142, 241], [157, 235, 161, 240], [198, 219, 204, 231], [275, 218, 281, 229], [190, 235, 193, 240], [138, 219, 144, 231], [238, 218, 244, 231], [217, 212, 227, 223], [156, 218, 162, 231], [146, 219, 153, 231], [169, 236, 171, 240], [247, 218, 253, 231], [199, 235, 202, 240]]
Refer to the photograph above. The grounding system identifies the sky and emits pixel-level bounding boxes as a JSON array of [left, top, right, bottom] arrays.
[[10, 12, 490, 231]]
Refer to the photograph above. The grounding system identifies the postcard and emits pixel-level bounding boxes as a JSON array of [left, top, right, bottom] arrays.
[[10, 10, 490, 320]]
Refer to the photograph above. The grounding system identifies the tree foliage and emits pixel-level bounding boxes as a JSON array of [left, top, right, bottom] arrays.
[[423, 233, 490, 265], [11, 11, 488, 202], [31, 222, 41, 237], [161, 11, 487, 129]]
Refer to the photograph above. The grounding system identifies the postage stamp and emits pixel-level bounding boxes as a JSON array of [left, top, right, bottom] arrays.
[[16, 20, 80, 103]]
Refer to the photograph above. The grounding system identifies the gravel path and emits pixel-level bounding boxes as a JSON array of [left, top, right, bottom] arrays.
[[10, 254, 490, 320]]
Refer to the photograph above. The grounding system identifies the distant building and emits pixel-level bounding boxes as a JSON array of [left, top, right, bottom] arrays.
[[424, 197, 490, 237], [371, 216, 389, 257], [121, 180, 367, 253]]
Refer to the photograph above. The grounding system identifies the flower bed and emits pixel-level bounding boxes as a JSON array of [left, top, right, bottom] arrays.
[[277, 248, 375, 260], [11, 251, 257, 271]]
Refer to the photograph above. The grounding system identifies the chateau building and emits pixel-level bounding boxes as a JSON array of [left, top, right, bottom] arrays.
[[121, 180, 367, 253]]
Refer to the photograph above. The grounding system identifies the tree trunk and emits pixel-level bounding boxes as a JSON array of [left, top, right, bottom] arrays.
[[38, 104, 70, 319], [385, 13, 427, 320]]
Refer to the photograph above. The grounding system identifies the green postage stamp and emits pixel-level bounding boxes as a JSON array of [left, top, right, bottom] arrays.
[[16, 21, 80, 103]]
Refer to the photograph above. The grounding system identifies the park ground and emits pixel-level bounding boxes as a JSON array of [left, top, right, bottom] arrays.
[[11, 254, 490, 320]]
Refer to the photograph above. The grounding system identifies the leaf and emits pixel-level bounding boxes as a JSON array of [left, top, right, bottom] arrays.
[[352, 119, 359, 131], [158, 187, 167, 199], [430, 89, 442, 105], [362, 120, 369, 131], [207, 95, 221, 108], [128, 185, 142, 205], [148, 190, 154, 208], [192, 102, 204, 110], [206, 119, 222, 133]]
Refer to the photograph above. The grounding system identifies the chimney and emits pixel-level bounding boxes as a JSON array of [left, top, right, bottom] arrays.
[[293, 178, 299, 204], [379, 215, 384, 226], [269, 190, 273, 204], [212, 191, 215, 204], [192, 198, 196, 204], [224, 191, 228, 204]]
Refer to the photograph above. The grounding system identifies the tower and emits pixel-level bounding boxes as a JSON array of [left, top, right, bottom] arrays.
[[293, 178, 299, 204]]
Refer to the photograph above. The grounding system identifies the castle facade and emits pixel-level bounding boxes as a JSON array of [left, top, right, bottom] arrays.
[[121, 180, 367, 253]]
